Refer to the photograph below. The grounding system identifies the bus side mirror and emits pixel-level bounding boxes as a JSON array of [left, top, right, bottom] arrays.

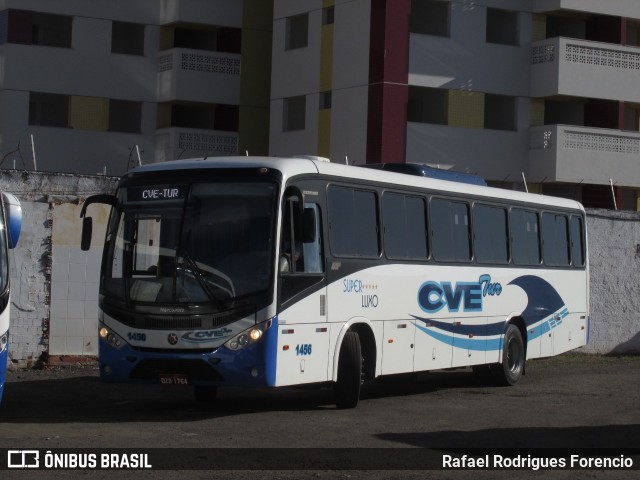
[[79, 194, 118, 252], [301, 207, 317, 243], [81, 216, 93, 251]]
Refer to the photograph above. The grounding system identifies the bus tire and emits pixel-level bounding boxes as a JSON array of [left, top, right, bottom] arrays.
[[334, 331, 362, 409], [493, 324, 525, 386], [194, 385, 218, 403]]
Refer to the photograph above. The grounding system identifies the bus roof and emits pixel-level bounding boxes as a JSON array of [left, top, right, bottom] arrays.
[[125, 156, 584, 212], [361, 163, 487, 186]]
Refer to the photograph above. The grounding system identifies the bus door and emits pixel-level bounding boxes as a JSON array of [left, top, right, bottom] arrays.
[[276, 185, 329, 385]]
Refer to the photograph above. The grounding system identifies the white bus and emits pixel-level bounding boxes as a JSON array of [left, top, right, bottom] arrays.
[[81, 157, 588, 408], [0, 192, 22, 403]]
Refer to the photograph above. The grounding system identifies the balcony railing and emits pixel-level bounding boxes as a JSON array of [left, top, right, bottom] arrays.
[[528, 125, 640, 187], [157, 48, 241, 103], [531, 37, 640, 102], [533, 38, 640, 71], [155, 127, 239, 163], [530, 125, 640, 155], [158, 48, 241, 76]]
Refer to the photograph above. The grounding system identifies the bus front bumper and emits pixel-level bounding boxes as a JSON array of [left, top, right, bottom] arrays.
[[98, 329, 277, 389]]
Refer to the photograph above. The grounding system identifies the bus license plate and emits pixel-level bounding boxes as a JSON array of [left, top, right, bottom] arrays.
[[160, 374, 190, 386]]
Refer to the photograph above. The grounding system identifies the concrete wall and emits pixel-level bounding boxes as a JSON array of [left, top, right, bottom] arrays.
[[585, 209, 640, 354], [0, 170, 638, 369], [0, 170, 118, 368]]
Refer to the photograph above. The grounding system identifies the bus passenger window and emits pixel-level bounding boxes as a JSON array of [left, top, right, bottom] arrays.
[[570, 216, 585, 267], [431, 198, 471, 262], [541, 212, 570, 267], [382, 193, 428, 260], [510, 208, 541, 265], [473, 204, 508, 264], [327, 186, 379, 258]]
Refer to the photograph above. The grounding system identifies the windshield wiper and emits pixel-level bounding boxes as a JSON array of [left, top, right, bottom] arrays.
[[180, 253, 224, 306]]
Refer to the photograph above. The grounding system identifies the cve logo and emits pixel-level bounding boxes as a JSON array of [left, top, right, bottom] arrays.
[[417, 275, 502, 314]]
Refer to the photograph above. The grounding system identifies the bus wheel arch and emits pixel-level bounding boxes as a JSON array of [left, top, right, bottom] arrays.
[[349, 322, 376, 381], [492, 318, 527, 386], [332, 321, 377, 409]]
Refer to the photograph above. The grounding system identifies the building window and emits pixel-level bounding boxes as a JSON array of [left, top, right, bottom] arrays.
[[33, 11, 72, 47], [109, 100, 142, 133], [486, 8, 519, 46], [170, 104, 215, 130], [286, 13, 308, 50], [408, 86, 517, 131], [29, 92, 70, 127], [627, 21, 640, 47], [322, 7, 335, 26], [3, 10, 72, 47], [407, 86, 447, 125], [165, 26, 241, 54], [484, 94, 516, 131], [410, 0, 450, 37], [112, 21, 145, 55], [30, 92, 143, 133], [283, 96, 306, 131], [319, 91, 332, 110]]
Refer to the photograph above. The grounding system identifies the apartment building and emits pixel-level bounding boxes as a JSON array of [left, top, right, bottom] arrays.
[[0, 0, 273, 175], [270, 0, 640, 209]]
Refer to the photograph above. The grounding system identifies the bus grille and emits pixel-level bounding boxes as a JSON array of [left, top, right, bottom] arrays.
[[141, 316, 203, 329], [129, 359, 223, 382], [113, 305, 255, 330]]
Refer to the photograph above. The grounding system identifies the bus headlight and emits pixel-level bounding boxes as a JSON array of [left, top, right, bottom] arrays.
[[0, 332, 8, 354], [98, 326, 126, 349], [224, 319, 271, 351]]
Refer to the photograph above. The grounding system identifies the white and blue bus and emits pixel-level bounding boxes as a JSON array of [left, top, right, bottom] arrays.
[[0, 192, 22, 403], [81, 157, 588, 408]]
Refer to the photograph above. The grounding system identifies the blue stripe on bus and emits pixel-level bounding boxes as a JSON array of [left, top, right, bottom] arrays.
[[411, 316, 505, 336], [0, 346, 7, 403], [508, 275, 566, 327], [264, 316, 279, 387], [412, 321, 503, 351]]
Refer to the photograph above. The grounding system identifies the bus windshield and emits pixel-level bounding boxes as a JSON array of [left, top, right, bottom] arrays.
[[103, 181, 277, 307]]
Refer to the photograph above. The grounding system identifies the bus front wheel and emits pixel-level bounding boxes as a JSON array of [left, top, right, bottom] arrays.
[[334, 331, 362, 409], [493, 324, 525, 386]]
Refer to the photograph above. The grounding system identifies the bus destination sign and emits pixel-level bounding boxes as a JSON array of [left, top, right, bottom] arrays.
[[128, 185, 187, 202]]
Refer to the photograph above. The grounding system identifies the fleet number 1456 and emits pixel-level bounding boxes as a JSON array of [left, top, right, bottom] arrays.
[[295, 344, 312, 356]]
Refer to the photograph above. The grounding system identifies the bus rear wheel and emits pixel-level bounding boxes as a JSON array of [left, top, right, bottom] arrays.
[[492, 324, 525, 386], [334, 331, 362, 409]]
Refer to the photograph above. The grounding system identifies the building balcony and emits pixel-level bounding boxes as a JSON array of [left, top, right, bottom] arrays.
[[155, 127, 238, 163], [531, 37, 640, 102], [158, 0, 242, 27], [157, 48, 241, 104], [528, 125, 640, 187], [532, 0, 640, 20]]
